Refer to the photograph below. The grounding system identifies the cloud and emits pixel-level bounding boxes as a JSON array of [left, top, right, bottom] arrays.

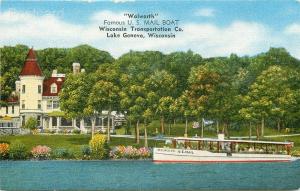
[[285, 23, 300, 35], [283, 23, 300, 58], [0, 10, 298, 59], [195, 8, 215, 17], [111, 0, 135, 3], [0, 10, 101, 47]]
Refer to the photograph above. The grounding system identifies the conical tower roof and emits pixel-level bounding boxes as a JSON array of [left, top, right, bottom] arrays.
[[20, 48, 43, 76]]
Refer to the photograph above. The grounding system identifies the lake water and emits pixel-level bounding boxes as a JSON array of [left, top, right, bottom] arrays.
[[1, 160, 300, 190]]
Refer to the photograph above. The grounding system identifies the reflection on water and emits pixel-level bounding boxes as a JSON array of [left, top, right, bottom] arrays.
[[0, 160, 300, 190]]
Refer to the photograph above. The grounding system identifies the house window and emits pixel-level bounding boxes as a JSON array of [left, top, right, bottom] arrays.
[[51, 83, 57, 93], [53, 100, 59, 109], [22, 116, 25, 126], [12, 105, 14, 114], [37, 116, 41, 127], [38, 100, 41, 109], [47, 100, 52, 109], [38, 85, 42, 94], [22, 85, 25, 93], [6, 106, 8, 114], [22, 100, 25, 109]]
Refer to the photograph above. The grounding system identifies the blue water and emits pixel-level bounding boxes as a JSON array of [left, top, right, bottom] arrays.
[[1, 160, 300, 190]]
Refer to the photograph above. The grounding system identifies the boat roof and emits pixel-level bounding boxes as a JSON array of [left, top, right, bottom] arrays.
[[173, 137, 293, 145]]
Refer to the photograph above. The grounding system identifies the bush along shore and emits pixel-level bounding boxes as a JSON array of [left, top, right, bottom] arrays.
[[0, 134, 152, 161]]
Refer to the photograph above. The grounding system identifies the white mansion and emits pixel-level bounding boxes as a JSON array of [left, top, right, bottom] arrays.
[[0, 48, 123, 133]]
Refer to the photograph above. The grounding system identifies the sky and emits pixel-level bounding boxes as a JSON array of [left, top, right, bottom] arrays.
[[1, 0, 300, 58]]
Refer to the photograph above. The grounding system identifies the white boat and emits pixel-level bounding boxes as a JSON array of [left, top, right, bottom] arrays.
[[153, 136, 295, 163]]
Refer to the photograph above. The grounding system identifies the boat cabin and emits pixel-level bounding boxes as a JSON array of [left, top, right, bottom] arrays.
[[170, 137, 293, 155]]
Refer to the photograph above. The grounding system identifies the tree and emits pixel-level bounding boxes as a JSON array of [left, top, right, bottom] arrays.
[[64, 44, 114, 73], [187, 65, 221, 137], [89, 80, 120, 142], [142, 108, 154, 147], [157, 96, 174, 135], [59, 72, 93, 131], [0, 45, 29, 100], [88, 63, 121, 141], [120, 81, 147, 143], [244, 66, 300, 135], [177, 91, 193, 137], [144, 70, 177, 134], [163, 51, 203, 97]]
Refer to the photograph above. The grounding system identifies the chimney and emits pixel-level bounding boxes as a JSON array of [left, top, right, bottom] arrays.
[[72, 62, 80, 74], [52, 69, 57, 77]]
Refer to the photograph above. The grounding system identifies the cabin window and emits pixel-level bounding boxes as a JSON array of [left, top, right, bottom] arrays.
[[38, 85, 42, 94], [6, 106, 8, 114], [50, 83, 57, 94], [22, 85, 25, 93], [38, 100, 41, 109], [22, 100, 25, 109], [53, 100, 59, 109], [12, 105, 14, 114], [47, 100, 52, 109]]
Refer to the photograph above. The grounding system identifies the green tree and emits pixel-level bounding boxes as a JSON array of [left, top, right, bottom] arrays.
[[59, 72, 93, 131], [187, 65, 221, 137], [163, 51, 203, 97], [89, 80, 120, 142], [157, 96, 174, 135], [176, 91, 193, 137], [144, 70, 177, 134], [244, 66, 300, 135], [88, 64, 121, 142], [0, 45, 29, 100]]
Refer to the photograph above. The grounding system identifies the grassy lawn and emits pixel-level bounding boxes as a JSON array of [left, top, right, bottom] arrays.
[[0, 134, 164, 154]]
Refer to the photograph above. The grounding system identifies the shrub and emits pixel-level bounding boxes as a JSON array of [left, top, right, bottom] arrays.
[[291, 150, 300, 157], [72, 129, 81, 134], [110, 146, 151, 159], [44, 129, 54, 134], [0, 143, 10, 160], [137, 147, 152, 159], [23, 117, 37, 130], [110, 145, 126, 159], [52, 148, 74, 159], [31, 145, 51, 160], [63, 129, 69, 134], [89, 134, 109, 159], [81, 145, 91, 159], [9, 141, 27, 160], [31, 129, 39, 135]]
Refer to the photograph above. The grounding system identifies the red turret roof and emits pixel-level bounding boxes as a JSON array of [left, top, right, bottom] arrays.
[[20, 48, 43, 76]]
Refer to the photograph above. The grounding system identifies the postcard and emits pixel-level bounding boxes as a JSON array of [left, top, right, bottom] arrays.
[[0, 0, 300, 190]]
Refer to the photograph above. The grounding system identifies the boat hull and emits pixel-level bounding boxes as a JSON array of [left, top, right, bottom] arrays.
[[153, 148, 293, 163]]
